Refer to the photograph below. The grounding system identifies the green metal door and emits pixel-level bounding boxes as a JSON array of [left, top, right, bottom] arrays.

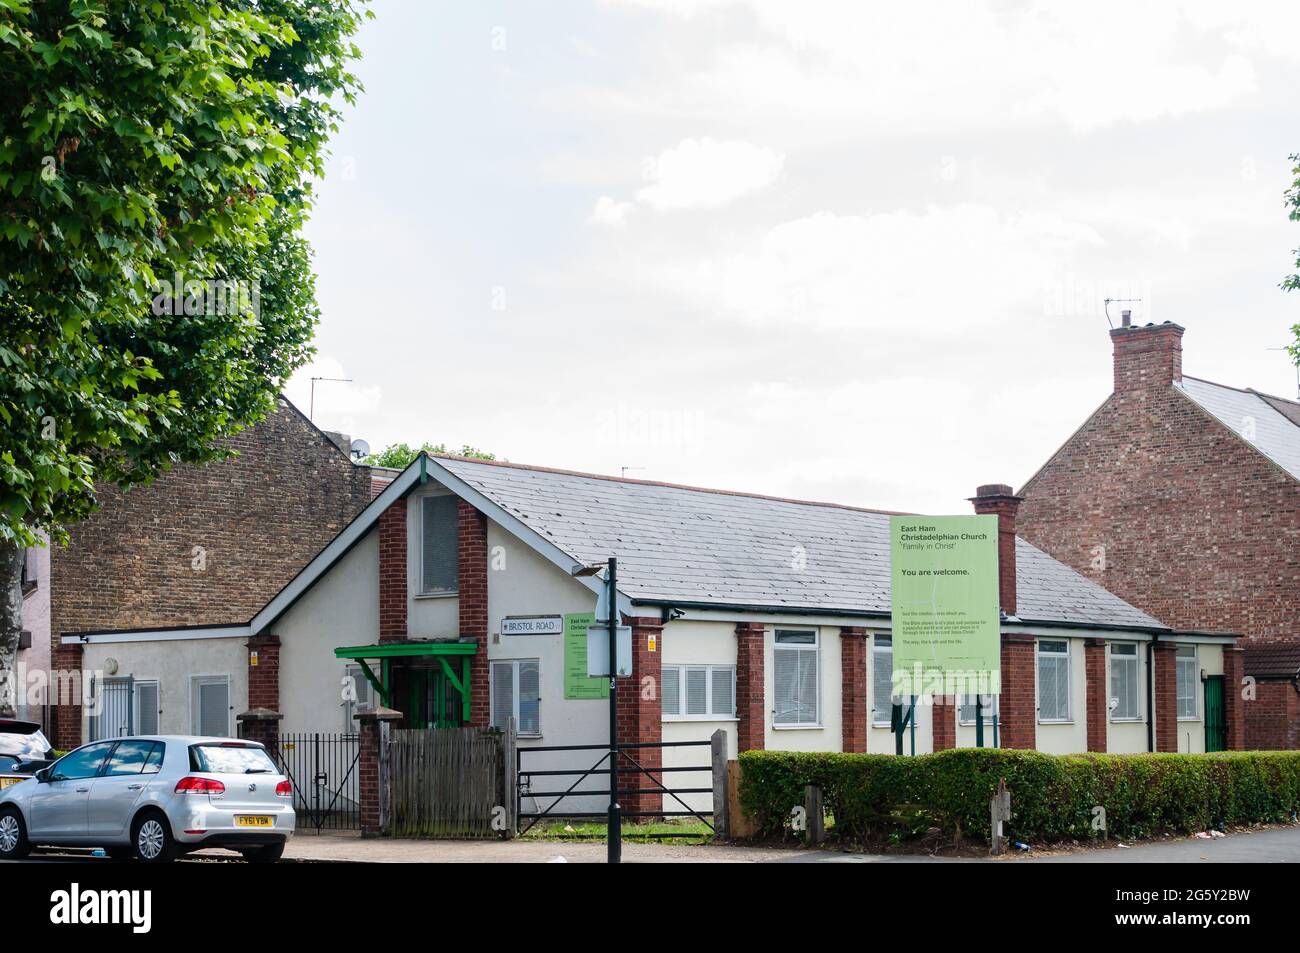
[[1204, 675, 1226, 752]]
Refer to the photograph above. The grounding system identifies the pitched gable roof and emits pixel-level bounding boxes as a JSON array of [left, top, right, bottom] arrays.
[[434, 455, 1166, 631], [1176, 376, 1300, 482], [1243, 640, 1300, 679]]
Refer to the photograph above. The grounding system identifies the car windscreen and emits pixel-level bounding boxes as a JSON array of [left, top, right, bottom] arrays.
[[189, 744, 278, 775]]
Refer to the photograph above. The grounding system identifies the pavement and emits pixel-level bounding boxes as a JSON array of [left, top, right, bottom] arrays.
[[274, 823, 1300, 864]]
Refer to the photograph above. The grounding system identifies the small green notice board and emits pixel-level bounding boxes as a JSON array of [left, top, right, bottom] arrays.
[[564, 612, 608, 699], [890, 515, 1001, 696]]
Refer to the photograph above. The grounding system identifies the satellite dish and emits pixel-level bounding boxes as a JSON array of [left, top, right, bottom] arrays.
[[350, 438, 370, 461]]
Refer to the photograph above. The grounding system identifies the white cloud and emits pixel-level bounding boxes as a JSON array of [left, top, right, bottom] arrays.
[[588, 195, 634, 227], [640, 204, 1103, 329], [636, 137, 784, 210]]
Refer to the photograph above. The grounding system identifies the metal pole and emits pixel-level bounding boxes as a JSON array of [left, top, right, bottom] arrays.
[[607, 557, 621, 864], [975, 693, 985, 747]]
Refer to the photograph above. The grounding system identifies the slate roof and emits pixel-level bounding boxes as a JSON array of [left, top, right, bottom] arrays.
[[1243, 641, 1300, 679], [435, 456, 1167, 631], [1176, 376, 1300, 482]]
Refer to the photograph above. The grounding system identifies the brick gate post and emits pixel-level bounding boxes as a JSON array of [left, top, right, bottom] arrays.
[[355, 707, 402, 837]]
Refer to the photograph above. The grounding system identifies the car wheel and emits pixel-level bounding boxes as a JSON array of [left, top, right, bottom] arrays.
[[0, 808, 31, 860], [241, 842, 285, 864], [131, 811, 177, 863]]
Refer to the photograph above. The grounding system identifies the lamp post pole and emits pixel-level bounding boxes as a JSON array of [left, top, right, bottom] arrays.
[[606, 557, 621, 864]]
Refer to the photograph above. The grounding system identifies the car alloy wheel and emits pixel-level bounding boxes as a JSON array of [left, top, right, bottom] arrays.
[[0, 813, 19, 853], [136, 818, 166, 860]]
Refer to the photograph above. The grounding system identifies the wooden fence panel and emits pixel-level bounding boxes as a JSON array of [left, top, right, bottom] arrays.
[[386, 726, 512, 838]]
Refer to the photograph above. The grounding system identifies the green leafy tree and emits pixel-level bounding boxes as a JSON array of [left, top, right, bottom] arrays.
[[1287, 154, 1300, 366], [0, 0, 369, 710], [365, 442, 497, 469]]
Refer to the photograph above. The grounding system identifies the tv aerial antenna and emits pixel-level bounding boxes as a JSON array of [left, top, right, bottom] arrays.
[[1103, 298, 1143, 330]]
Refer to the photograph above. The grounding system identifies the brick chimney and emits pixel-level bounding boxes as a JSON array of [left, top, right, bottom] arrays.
[[969, 483, 1022, 617], [1109, 320, 1184, 393]]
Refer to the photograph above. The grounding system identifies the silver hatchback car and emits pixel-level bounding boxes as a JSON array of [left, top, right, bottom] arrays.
[[0, 736, 295, 863]]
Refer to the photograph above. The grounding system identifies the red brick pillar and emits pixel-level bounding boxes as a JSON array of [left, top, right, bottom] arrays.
[[840, 627, 868, 753], [236, 710, 283, 758], [458, 500, 490, 727], [1084, 638, 1108, 752], [735, 622, 765, 753], [238, 633, 282, 757], [52, 643, 84, 749], [999, 634, 1036, 749], [932, 696, 957, 751], [1222, 644, 1245, 751], [615, 616, 663, 818], [355, 707, 401, 837], [1152, 641, 1178, 752], [378, 500, 407, 641]]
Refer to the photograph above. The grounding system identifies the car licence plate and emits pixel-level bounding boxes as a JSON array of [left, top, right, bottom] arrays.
[[0, 777, 19, 789], [234, 815, 273, 828]]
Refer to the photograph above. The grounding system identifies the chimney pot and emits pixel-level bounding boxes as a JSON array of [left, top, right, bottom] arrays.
[[1121, 309, 1131, 327]]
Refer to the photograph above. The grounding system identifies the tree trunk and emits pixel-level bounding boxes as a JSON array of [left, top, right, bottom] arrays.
[[0, 541, 23, 717]]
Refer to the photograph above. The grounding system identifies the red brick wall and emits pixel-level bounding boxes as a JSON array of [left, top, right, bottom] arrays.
[[458, 500, 490, 728], [1245, 681, 1300, 750], [1084, 638, 1107, 751], [356, 715, 383, 836], [245, 633, 281, 711], [840, 627, 868, 753], [1110, 322, 1182, 393], [1152, 641, 1178, 752], [52, 644, 83, 748], [735, 622, 765, 752], [378, 501, 407, 641], [617, 616, 663, 817], [1000, 634, 1035, 748], [932, 696, 956, 751], [1018, 338, 1300, 648], [50, 400, 373, 643]]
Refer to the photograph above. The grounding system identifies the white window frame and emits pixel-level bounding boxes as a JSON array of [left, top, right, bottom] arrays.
[[490, 659, 541, 738], [1036, 639, 1073, 724], [1108, 642, 1142, 723], [190, 674, 232, 737], [419, 493, 459, 597], [1176, 644, 1199, 721], [661, 665, 736, 720], [773, 629, 820, 728], [133, 678, 161, 736], [872, 634, 914, 728], [958, 693, 999, 725]]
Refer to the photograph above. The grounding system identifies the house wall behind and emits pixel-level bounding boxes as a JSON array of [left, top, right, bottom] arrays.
[[50, 400, 373, 650]]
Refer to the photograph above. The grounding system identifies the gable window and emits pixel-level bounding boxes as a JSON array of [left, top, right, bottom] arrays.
[[1109, 643, 1141, 721], [191, 675, 231, 737], [662, 665, 735, 719], [773, 629, 819, 726], [872, 635, 914, 727], [421, 494, 459, 594], [491, 659, 540, 737], [1176, 645, 1198, 720], [1036, 640, 1072, 722]]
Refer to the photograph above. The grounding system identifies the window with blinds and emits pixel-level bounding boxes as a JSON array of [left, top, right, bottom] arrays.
[[773, 630, 818, 726], [134, 680, 160, 736], [1176, 645, 1198, 719], [191, 675, 231, 737], [661, 665, 735, 718], [343, 664, 373, 731], [1109, 643, 1140, 721], [958, 693, 998, 724], [421, 494, 459, 594], [871, 635, 913, 727], [491, 659, 540, 736], [1037, 639, 1071, 722]]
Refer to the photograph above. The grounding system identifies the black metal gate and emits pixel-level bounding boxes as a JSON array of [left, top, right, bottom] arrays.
[[276, 733, 361, 832], [516, 740, 715, 835]]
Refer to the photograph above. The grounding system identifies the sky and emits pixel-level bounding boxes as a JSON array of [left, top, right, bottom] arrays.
[[285, 0, 1300, 514]]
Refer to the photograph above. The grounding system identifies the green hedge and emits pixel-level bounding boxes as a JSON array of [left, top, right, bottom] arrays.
[[738, 748, 1300, 845]]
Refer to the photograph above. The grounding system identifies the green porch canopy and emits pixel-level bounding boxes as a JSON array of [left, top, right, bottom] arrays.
[[335, 641, 477, 724]]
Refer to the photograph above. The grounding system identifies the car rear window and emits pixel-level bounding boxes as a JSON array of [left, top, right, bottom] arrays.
[[189, 744, 277, 774]]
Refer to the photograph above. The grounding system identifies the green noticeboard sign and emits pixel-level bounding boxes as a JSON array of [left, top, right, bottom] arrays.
[[890, 515, 1001, 697], [564, 612, 608, 700]]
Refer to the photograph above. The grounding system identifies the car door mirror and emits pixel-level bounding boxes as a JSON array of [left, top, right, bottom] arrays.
[[35, 768, 50, 783]]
